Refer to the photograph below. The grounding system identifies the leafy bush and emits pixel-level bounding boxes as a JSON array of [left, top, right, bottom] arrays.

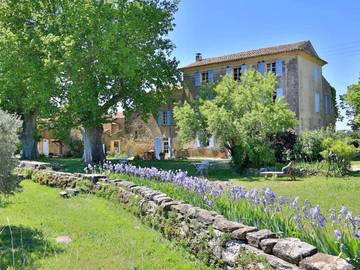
[[0, 109, 22, 195], [321, 138, 357, 176], [269, 130, 297, 163]]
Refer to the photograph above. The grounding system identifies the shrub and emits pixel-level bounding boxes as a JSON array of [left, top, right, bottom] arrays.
[[0, 109, 22, 195], [269, 130, 297, 163], [321, 138, 357, 176]]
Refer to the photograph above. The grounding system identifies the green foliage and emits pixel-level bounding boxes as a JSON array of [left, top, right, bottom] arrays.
[[321, 138, 357, 176], [235, 251, 270, 270], [54, 0, 180, 132], [0, 109, 22, 195], [75, 179, 93, 193], [342, 76, 360, 129], [174, 70, 297, 170]]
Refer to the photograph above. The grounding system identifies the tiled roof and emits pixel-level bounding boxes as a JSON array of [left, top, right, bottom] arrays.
[[181, 41, 326, 69]]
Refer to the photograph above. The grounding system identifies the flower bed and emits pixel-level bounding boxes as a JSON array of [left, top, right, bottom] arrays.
[[100, 162, 360, 267]]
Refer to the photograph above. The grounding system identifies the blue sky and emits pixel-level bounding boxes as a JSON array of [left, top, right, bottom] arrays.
[[169, 0, 360, 130]]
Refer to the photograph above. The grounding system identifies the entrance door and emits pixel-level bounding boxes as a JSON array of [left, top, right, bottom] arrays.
[[43, 139, 49, 156]]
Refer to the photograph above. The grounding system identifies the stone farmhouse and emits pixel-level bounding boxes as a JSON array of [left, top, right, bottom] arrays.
[[38, 40, 336, 159]]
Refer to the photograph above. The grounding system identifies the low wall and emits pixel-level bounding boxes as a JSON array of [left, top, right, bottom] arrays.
[[20, 163, 354, 270]]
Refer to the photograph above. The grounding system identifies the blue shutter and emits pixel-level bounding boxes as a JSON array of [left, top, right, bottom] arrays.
[[226, 66, 231, 75], [194, 136, 201, 148], [168, 137, 172, 157], [241, 64, 248, 74], [155, 137, 161, 160], [315, 92, 320, 113], [157, 112, 162, 126], [275, 59, 283, 76], [257, 62, 265, 75], [166, 110, 171, 126], [209, 135, 215, 147], [314, 65, 318, 82], [194, 72, 201, 87], [276, 87, 284, 97], [324, 95, 328, 114], [208, 70, 214, 82]]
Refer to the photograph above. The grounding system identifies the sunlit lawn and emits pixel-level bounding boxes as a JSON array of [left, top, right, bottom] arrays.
[[0, 180, 211, 270]]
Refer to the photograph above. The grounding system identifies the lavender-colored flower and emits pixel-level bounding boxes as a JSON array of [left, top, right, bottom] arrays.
[[318, 215, 326, 227], [334, 229, 342, 241], [279, 196, 287, 205], [329, 209, 335, 221], [355, 230, 360, 239], [310, 205, 320, 219], [292, 197, 299, 209]]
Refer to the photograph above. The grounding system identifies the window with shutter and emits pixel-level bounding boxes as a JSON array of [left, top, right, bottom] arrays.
[[226, 66, 231, 75], [208, 70, 214, 82], [315, 92, 320, 113], [157, 112, 162, 126], [257, 62, 265, 75], [324, 95, 329, 114], [194, 72, 201, 87], [166, 110, 171, 126], [275, 59, 283, 76], [276, 88, 284, 98]]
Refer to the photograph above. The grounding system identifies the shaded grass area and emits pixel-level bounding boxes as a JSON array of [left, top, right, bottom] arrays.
[[0, 181, 211, 270], [41, 157, 360, 214]]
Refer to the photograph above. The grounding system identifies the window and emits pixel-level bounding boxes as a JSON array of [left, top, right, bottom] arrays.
[[276, 88, 284, 98], [162, 111, 167, 125], [163, 140, 169, 154], [266, 62, 276, 73], [201, 71, 209, 83], [233, 67, 241, 81], [315, 91, 320, 113], [325, 95, 333, 114]]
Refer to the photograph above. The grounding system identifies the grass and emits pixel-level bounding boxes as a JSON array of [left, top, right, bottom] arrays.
[[0, 180, 212, 270], [40, 157, 360, 215]]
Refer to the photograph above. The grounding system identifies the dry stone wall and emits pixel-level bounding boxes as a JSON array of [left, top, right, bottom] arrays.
[[20, 162, 355, 270]]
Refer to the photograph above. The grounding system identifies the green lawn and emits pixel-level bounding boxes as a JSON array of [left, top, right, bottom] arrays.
[[38, 157, 360, 214], [0, 180, 211, 270]]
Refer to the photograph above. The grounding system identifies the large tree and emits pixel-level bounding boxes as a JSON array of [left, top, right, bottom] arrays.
[[342, 75, 360, 130], [174, 70, 297, 170], [0, 1, 62, 159], [56, 0, 179, 164]]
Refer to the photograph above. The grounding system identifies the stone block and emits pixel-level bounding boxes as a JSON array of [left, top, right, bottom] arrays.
[[260, 238, 279, 254], [214, 216, 242, 232], [272, 238, 317, 264], [246, 229, 276, 248], [231, 226, 258, 240], [299, 252, 355, 270], [195, 209, 217, 224]]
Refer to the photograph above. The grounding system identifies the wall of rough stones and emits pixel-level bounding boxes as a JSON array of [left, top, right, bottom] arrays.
[[19, 162, 355, 270]]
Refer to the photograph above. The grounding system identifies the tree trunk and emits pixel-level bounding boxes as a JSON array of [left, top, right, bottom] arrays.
[[82, 125, 105, 164], [21, 113, 39, 160]]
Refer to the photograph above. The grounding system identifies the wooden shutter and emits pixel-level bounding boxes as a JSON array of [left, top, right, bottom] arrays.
[[276, 88, 284, 97], [209, 135, 215, 147], [324, 95, 328, 113], [208, 70, 214, 82], [226, 66, 231, 75], [166, 110, 171, 126], [315, 92, 320, 113], [241, 64, 248, 74], [257, 62, 265, 75], [155, 137, 162, 160], [275, 59, 283, 76], [157, 112, 162, 125], [194, 72, 201, 87]]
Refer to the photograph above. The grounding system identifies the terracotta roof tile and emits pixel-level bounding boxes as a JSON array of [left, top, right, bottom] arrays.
[[181, 41, 326, 69]]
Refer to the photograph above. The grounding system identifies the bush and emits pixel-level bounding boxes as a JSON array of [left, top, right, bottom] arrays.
[[321, 138, 357, 176], [0, 109, 22, 195], [269, 130, 297, 163]]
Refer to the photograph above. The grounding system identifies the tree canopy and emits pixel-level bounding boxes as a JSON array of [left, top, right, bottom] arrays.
[[55, 0, 180, 163], [174, 70, 297, 170], [0, 1, 62, 159], [342, 75, 360, 130]]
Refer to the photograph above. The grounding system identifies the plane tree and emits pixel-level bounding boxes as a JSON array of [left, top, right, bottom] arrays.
[[56, 0, 179, 164], [0, 1, 62, 159]]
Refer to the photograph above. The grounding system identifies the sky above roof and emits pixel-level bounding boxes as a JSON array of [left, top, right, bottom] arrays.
[[169, 0, 360, 130]]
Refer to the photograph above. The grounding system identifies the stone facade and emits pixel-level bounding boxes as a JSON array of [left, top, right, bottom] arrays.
[[20, 163, 354, 270]]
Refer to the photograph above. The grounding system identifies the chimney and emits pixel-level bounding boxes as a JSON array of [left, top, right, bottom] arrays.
[[195, 53, 202, 62]]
